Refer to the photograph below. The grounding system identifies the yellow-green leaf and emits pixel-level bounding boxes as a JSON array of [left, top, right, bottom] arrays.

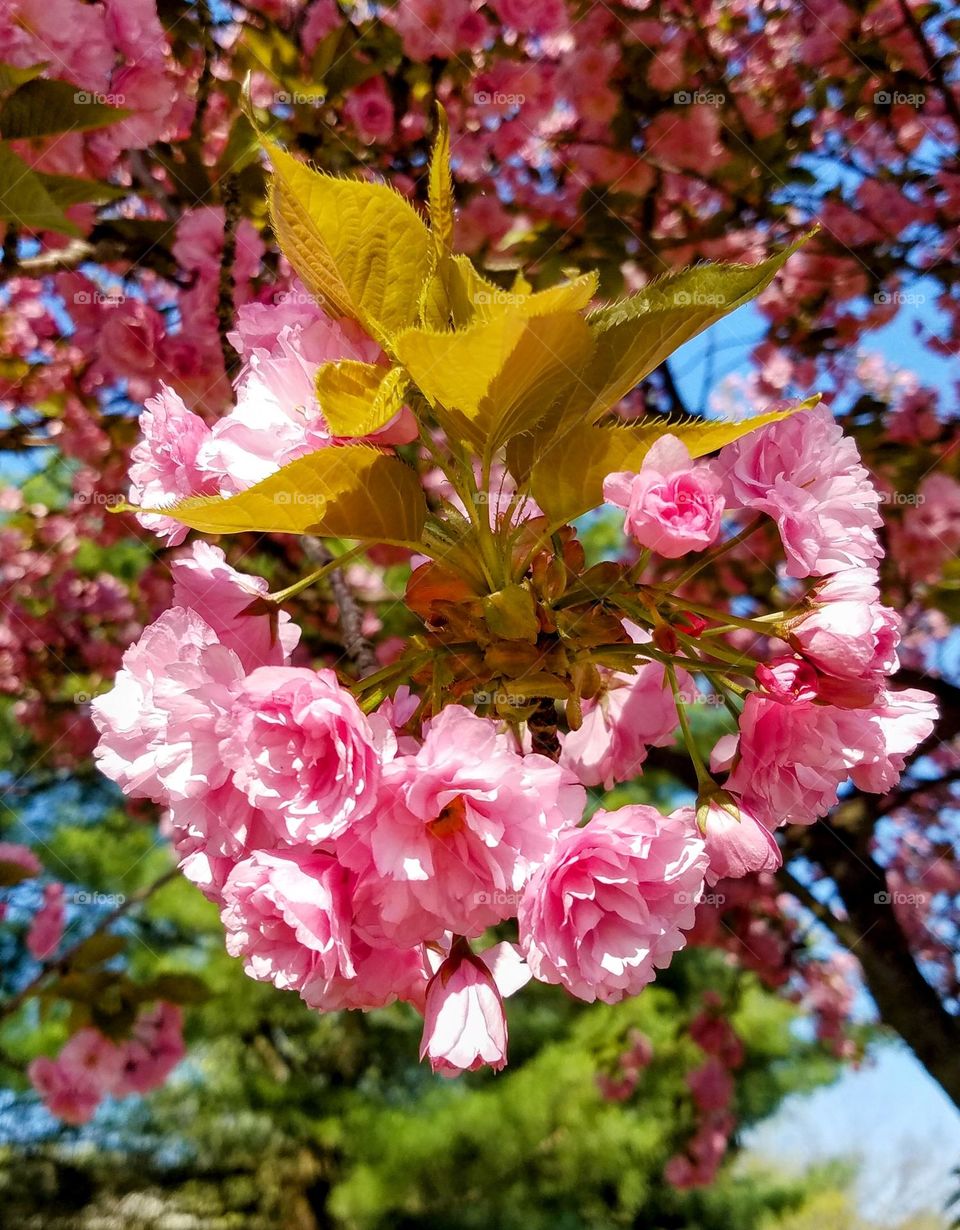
[[395, 313, 527, 416], [428, 103, 454, 261], [0, 78, 130, 139], [395, 310, 594, 456], [316, 361, 409, 437], [530, 399, 817, 525], [148, 445, 428, 547], [265, 139, 432, 343], [0, 142, 80, 235], [557, 237, 812, 426], [484, 585, 540, 643]]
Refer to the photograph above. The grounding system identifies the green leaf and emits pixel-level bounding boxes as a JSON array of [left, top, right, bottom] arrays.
[[146, 444, 428, 547], [0, 142, 80, 235], [35, 172, 126, 208], [428, 103, 454, 261], [484, 585, 540, 643], [68, 933, 126, 972], [0, 78, 130, 139], [394, 309, 594, 457], [265, 139, 432, 343], [0, 62, 48, 96], [560, 236, 814, 426], [316, 361, 409, 438], [529, 399, 817, 525], [139, 972, 211, 1005]]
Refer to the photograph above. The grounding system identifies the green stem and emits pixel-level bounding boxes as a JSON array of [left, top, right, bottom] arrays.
[[665, 662, 714, 790], [267, 544, 367, 604], [653, 591, 786, 638]]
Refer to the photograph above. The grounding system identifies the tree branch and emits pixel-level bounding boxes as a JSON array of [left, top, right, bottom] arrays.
[[0, 865, 180, 1023], [785, 807, 960, 1108]]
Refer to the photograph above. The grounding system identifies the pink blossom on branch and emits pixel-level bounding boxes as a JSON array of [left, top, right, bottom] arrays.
[[604, 434, 725, 558], [518, 806, 708, 1003]]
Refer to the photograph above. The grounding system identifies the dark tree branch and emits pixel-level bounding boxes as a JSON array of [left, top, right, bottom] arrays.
[[783, 805, 960, 1108], [217, 173, 241, 382]]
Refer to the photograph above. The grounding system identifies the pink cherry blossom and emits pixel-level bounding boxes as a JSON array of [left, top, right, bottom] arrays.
[[220, 849, 356, 995], [58, 1028, 125, 1094], [222, 666, 384, 844], [169, 541, 300, 670], [301, 936, 430, 1013], [518, 805, 708, 1003], [344, 77, 395, 145], [28, 1055, 102, 1125], [420, 946, 509, 1077], [27, 882, 65, 959], [787, 569, 900, 706], [686, 1058, 734, 1112], [604, 435, 724, 558], [114, 1003, 185, 1095], [849, 688, 938, 794], [699, 796, 781, 885], [717, 405, 882, 577], [339, 706, 585, 946], [489, 0, 568, 36], [127, 387, 217, 547], [92, 606, 220, 801], [724, 693, 862, 827], [560, 658, 684, 789]]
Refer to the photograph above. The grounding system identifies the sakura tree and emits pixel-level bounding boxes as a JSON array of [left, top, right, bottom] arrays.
[[0, 0, 959, 1189]]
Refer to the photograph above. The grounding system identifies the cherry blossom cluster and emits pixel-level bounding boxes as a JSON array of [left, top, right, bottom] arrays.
[[85, 273, 939, 1078], [28, 1004, 184, 1125]]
